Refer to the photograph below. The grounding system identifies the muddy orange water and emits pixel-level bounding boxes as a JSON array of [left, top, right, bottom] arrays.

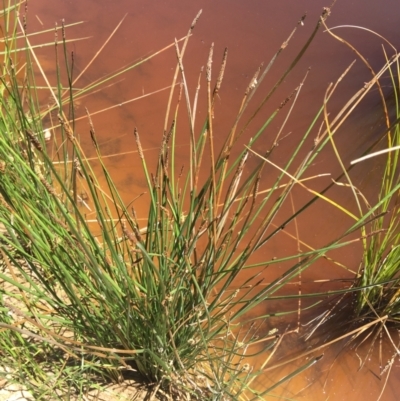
[[27, 1, 400, 400]]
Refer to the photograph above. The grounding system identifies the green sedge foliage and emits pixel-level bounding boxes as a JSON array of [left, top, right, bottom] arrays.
[[1, 2, 398, 400], [355, 50, 400, 322], [0, 5, 332, 399]]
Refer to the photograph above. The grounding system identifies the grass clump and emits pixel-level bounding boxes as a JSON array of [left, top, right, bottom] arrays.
[[319, 23, 400, 328], [0, 4, 332, 399], [352, 48, 400, 324], [0, 2, 399, 400], [302, 23, 400, 380]]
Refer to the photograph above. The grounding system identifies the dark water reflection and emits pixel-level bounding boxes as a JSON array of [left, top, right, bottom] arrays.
[[28, 0, 400, 399]]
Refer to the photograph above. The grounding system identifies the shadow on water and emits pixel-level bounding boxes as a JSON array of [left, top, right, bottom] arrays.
[[250, 294, 400, 400], [27, 0, 400, 399]]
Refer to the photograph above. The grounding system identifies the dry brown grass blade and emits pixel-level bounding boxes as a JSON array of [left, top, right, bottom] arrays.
[[351, 145, 400, 164], [0, 322, 81, 358], [192, 66, 203, 129], [232, 8, 328, 149], [327, 25, 397, 53], [72, 14, 127, 86], [174, 39, 196, 189], [216, 151, 248, 238], [220, 62, 262, 162], [164, 9, 202, 131], [246, 146, 359, 220], [72, 85, 176, 122], [263, 316, 388, 373], [322, 18, 391, 129], [324, 82, 363, 216], [206, 43, 218, 247], [245, 329, 296, 390], [217, 174, 331, 207]]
